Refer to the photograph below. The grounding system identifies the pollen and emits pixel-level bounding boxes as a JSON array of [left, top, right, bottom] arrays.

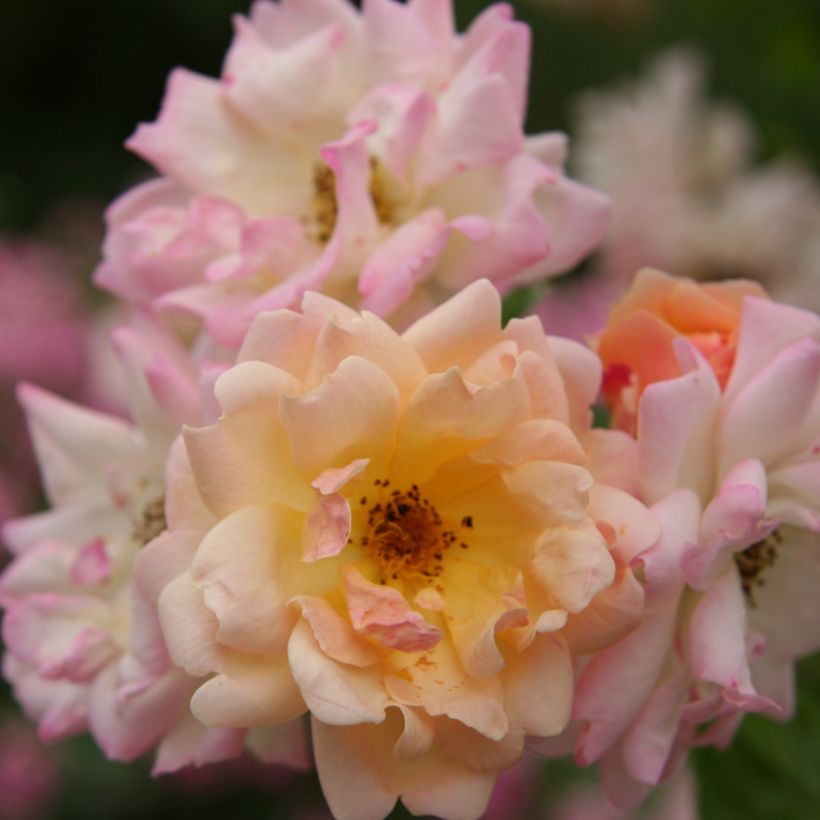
[[735, 529, 781, 606], [133, 496, 167, 547], [303, 157, 402, 245], [361, 481, 472, 584]]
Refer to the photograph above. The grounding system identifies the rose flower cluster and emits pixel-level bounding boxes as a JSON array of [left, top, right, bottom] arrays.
[[2, 2, 818, 818]]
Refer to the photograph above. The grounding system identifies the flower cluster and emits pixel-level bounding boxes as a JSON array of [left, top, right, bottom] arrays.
[[2, 2, 819, 819]]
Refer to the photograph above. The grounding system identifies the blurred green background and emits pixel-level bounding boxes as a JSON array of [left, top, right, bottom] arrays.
[[1, 0, 818, 818]]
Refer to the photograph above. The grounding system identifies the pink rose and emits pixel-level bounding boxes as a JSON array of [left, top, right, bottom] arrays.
[[97, 0, 609, 352]]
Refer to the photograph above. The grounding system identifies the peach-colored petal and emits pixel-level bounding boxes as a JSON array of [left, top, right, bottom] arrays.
[[287, 618, 388, 726], [279, 356, 400, 477], [190, 650, 305, 728], [192, 506, 300, 655], [292, 595, 384, 667]]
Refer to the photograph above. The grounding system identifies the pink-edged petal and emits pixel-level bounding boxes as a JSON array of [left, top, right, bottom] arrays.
[[16, 384, 136, 507], [358, 208, 450, 317], [521, 174, 611, 281], [362, 0, 441, 87], [621, 663, 688, 785], [637, 342, 721, 505], [89, 666, 190, 762], [341, 565, 441, 653], [3, 656, 88, 743], [70, 538, 114, 587], [303, 492, 352, 562], [573, 490, 698, 764], [436, 155, 552, 292], [320, 122, 381, 255], [724, 296, 820, 406], [348, 84, 436, 182], [416, 73, 522, 188], [598, 746, 652, 815], [3, 595, 118, 684], [312, 458, 370, 495], [683, 459, 774, 590], [128, 68, 301, 215], [720, 337, 820, 473], [0, 541, 75, 603], [688, 566, 774, 712], [291, 596, 383, 667], [287, 618, 388, 726], [223, 17, 347, 137]]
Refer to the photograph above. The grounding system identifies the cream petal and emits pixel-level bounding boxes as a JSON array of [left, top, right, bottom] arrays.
[[531, 525, 614, 615], [503, 633, 572, 738], [279, 356, 400, 478], [287, 618, 388, 726], [191, 506, 299, 655], [190, 650, 305, 727], [157, 572, 220, 678], [291, 594, 383, 667], [402, 280, 502, 374]]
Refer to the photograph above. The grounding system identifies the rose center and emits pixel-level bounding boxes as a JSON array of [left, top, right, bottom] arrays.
[[356, 480, 472, 584], [304, 157, 401, 245], [734, 529, 780, 606]]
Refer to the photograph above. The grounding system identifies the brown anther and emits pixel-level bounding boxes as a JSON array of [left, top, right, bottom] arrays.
[[360, 480, 473, 584], [735, 529, 780, 606], [133, 496, 167, 547]]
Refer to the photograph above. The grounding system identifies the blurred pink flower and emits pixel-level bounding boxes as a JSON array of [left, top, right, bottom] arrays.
[[97, 0, 608, 353], [574, 50, 820, 310], [552, 766, 698, 820], [0, 241, 88, 392], [0, 240, 91, 529], [532, 274, 622, 345], [0, 718, 60, 820]]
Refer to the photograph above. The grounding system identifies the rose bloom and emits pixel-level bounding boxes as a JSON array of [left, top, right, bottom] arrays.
[[96, 0, 609, 353], [596, 268, 765, 431], [570, 274, 820, 810], [574, 49, 820, 309], [149, 280, 655, 819], [0, 319, 306, 773]]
